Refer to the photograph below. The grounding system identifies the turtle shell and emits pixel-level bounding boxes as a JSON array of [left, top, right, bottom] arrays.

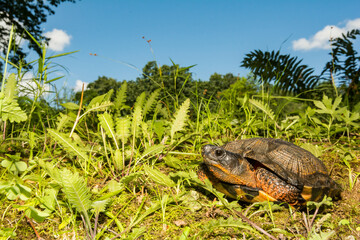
[[200, 138, 341, 204]]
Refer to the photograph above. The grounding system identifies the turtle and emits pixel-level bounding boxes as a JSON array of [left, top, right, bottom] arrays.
[[198, 138, 341, 205]]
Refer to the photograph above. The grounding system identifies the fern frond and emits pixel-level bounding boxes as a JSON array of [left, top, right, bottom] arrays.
[[249, 99, 275, 121], [103, 89, 114, 102], [241, 49, 319, 94], [60, 168, 92, 230], [249, 99, 281, 129], [4, 73, 17, 100], [116, 117, 131, 143], [47, 129, 88, 162], [113, 148, 123, 170], [56, 113, 75, 131], [0, 98, 28, 123], [98, 112, 119, 149], [170, 98, 190, 143], [87, 90, 114, 110], [144, 165, 176, 187], [131, 92, 146, 139], [38, 159, 62, 183], [140, 121, 150, 142], [60, 168, 92, 213], [114, 81, 127, 110], [116, 117, 131, 170], [92, 199, 110, 214], [143, 88, 161, 118], [80, 101, 113, 119]]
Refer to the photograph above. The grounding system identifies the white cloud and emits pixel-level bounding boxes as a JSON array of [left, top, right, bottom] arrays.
[[346, 18, 360, 30], [74, 80, 89, 92], [44, 29, 71, 51], [292, 18, 360, 51], [18, 72, 51, 97]]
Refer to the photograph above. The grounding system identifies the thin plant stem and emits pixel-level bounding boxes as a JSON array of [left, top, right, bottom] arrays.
[[70, 83, 85, 138]]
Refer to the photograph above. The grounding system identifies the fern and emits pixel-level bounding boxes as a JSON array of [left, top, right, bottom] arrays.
[[249, 99, 275, 121], [116, 117, 131, 170], [98, 112, 119, 149], [4, 73, 17, 100], [0, 73, 27, 123], [79, 101, 113, 119], [103, 89, 114, 102], [114, 80, 127, 110], [241, 49, 319, 94], [170, 98, 190, 143], [127, 92, 146, 171], [56, 113, 75, 131], [60, 168, 92, 232], [116, 117, 131, 143], [155, 102, 169, 119], [0, 97, 28, 123], [38, 161, 93, 234], [113, 148, 123, 170], [47, 129, 88, 162], [140, 121, 150, 142], [38, 159, 62, 183], [143, 165, 175, 187], [143, 88, 161, 118], [92, 199, 110, 214], [87, 89, 114, 110], [131, 92, 146, 139]]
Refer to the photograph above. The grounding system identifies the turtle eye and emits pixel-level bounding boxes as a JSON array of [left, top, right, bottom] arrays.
[[214, 149, 224, 157]]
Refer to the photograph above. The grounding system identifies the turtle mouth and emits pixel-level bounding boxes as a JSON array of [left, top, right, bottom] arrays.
[[203, 158, 223, 169]]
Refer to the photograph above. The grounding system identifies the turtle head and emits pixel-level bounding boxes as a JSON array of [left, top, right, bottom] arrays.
[[201, 145, 256, 185], [202, 145, 238, 167]]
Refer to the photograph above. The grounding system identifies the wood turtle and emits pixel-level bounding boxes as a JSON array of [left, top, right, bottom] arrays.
[[198, 138, 341, 205]]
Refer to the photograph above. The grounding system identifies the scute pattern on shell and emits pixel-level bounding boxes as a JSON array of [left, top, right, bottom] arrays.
[[223, 138, 329, 187]]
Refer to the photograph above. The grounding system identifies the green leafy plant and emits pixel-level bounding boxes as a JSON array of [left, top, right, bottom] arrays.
[[342, 152, 360, 191], [241, 49, 319, 95], [170, 98, 190, 143], [0, 153, 27, 175], [322, 29, 360, 108], [302, 197, 335, 239], [312, 95, 346, 141]]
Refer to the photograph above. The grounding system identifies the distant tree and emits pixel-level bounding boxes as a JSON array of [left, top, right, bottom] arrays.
[[322, 29, 360, 108], [241, 50, 319, 95], [0, 0, 76, 71], [219, 75, 258, 116], [207, 73, 239, 98], [194, 73, 239, 102], [134, 61, 194, 109], [193, 73, 256, 113]]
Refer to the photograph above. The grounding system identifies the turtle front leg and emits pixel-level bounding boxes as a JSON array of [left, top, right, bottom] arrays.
[[198, 164, 239, 199], [255, 168, 305, 205]]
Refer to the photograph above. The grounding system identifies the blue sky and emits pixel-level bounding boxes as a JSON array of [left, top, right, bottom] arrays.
[[35, 0, 360, 91]]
